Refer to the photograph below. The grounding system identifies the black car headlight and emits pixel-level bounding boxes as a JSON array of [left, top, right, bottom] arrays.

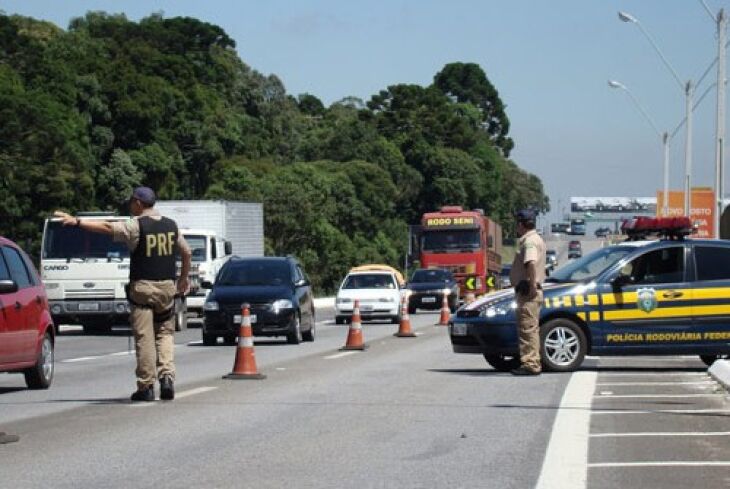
[[271, 299, 293, 314]]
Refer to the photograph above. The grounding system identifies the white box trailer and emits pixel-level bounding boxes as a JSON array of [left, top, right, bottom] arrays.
[[154, 201, 264, 313]]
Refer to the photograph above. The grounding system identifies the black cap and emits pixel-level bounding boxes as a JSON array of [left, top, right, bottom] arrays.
[[515, 209, 536, 222], [131, 186, 156, 206]]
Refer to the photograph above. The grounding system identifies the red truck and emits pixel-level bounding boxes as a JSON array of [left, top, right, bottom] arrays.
[[417, 206, 502, 297]]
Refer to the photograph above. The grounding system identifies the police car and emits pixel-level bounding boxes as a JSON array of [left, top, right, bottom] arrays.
[[450, 217, 730, 371]]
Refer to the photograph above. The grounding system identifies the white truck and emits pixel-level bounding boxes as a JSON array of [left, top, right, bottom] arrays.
[[154, 200, 264, 315], [41, 213, 190, 334]]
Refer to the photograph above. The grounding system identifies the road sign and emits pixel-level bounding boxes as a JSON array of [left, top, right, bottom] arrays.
[[486, 275, 495, 288]]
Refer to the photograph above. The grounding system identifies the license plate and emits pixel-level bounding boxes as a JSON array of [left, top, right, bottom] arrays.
[[78, 303, 99, 311], [422, 297, 436, 303], [234, 314, 257, 324], [361, 304, 374, 311], [451, 323, 467, 336]]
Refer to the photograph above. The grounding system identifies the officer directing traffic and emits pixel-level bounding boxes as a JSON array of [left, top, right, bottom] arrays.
[[54, 187, 192, 401], [509, 209, 546, 375]]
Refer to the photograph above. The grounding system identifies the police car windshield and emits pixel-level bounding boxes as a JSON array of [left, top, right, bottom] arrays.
[[546, 247, 633, 283]]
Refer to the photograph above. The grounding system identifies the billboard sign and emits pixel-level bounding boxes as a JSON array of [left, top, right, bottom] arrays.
[[656, 188, 715, 239], [571, 197, 656, 214]]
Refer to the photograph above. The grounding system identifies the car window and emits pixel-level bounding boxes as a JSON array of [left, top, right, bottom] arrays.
[[411, 269, 450, 282], [624, 247, 684, 285], [293, 265, 305, 283], [217, 261, 291, 286], [694, 246, 730, 281], [547, 246, 633, 283], [2, 246, 32, 289], [343, 274, 396, 289], [0, 249, 10, 281]]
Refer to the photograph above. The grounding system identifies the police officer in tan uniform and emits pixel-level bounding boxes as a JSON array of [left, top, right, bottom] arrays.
[[55, 187, 191, 401], [509, 209, 546, 375]]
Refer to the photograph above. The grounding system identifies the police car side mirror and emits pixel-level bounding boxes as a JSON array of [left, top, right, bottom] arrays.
[[612, 274, 633, 287]]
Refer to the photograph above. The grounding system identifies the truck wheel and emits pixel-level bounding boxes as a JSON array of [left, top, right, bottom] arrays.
[[540, 319, 587, 372], [202, 333, 217, 346], [24, 332, 54, 389], [174, 297, 187, 332], [483, 353, 520, 372]]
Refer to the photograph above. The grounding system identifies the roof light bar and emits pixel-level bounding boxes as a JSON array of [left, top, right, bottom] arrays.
[[621, 216, 695, 240]]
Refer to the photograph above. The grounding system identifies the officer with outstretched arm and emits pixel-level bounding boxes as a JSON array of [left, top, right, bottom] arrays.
[[55, 187, 191, 401], [509, 209, 546, 375]]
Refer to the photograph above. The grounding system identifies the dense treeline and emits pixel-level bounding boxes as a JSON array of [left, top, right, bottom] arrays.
[[0, 12, 548, 292]]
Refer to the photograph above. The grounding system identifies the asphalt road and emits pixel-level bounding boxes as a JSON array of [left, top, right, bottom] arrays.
[[2, 279, 728, 488]]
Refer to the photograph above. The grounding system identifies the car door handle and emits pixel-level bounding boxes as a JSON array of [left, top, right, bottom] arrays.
[[662, 290, 684, 299]]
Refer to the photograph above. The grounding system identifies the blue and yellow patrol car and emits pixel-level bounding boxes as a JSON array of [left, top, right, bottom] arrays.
[[450, 217, 730, 371]]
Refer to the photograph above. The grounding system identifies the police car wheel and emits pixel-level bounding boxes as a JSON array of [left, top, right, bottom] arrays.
[[700, 354, 730, 366], [483, 354, 520, 372], [540, 319, 587, 372]]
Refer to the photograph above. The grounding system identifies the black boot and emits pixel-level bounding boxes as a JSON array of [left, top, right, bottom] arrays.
[[130, 386, 154, 402], [160, 375, 174, 400]]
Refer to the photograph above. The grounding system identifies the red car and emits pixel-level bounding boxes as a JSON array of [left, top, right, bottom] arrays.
[[0, 237, 55, 389]]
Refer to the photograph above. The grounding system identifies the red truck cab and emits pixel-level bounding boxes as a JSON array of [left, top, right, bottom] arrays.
[[418, 206, 502, 297]]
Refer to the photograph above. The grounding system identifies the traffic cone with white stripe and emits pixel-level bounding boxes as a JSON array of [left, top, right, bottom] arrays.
[[341, 299, 368, 350], [223, 304, 266, 379], [394, 294, 416, 338], [438, 293, 450, 326]]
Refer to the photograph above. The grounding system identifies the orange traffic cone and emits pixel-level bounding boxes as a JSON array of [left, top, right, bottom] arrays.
[[223, 304, 266, 379], [394, 294, 416, 338], [341, 299, 368, 350], [438, 293, 450, 326]]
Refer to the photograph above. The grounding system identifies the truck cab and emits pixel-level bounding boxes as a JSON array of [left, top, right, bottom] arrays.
[[42, 213, 191, 333], [181, 228, 232, 314]]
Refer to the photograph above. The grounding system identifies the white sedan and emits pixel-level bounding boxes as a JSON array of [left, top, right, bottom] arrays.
[[335, 271, 404, 324]]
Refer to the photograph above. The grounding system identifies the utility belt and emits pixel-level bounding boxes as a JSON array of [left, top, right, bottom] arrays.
[[125, 282, 174, 323], [514, 280, 542, 296]]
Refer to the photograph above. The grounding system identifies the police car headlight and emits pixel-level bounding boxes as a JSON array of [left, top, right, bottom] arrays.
[[482, 305, 509, 318], [203, 301, 219, 312], [272, 299, 293, 314]]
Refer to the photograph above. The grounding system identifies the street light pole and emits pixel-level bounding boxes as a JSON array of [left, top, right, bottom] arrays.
[[607, 79, 670, 216], [715, 8, 727, 238], [619, 11, 693, 217]]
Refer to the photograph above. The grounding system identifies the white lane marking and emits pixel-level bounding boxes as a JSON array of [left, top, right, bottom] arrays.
[[323, 351, 359, 360], [596, 381, 716, 386], [110, 351, 134, 357], [176, 386, 217, 399], [62, 356, 102, 363], [594, 394, 724, 399], [597, 372, 707, 377], [589, 462, 730, 468], [536, 371, 597, 489], [591, 431, 730, 438], [593, 409, 730, 415]]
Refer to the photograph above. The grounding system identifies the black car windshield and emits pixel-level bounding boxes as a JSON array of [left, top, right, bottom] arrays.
[[342, 273, 396, 289], [410, 269, 451, 283], [546, 246, 634, 283], [43, 221, 129, 259], [421, 229, 480, 252], [217, 261, 291, 286]]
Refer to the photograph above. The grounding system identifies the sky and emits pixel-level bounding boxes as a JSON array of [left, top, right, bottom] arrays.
[[3, 0, 729, 225]]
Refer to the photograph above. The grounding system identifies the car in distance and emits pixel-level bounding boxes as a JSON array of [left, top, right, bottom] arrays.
[[546, 249, 558, 273], [335, 266, 404, 324], [498, 264, 512, 289], [406, 268, 459, 314], [568, 240, 582, 259], [0, 236, 55, 389], [595, 227, 611, 238], [201, 256, 315, 345]]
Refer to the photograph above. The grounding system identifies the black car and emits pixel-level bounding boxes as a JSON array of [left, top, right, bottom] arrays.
[[406, 268, 459, 313], [595, 227, 611, 238], [201, 257, 315, 345]]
